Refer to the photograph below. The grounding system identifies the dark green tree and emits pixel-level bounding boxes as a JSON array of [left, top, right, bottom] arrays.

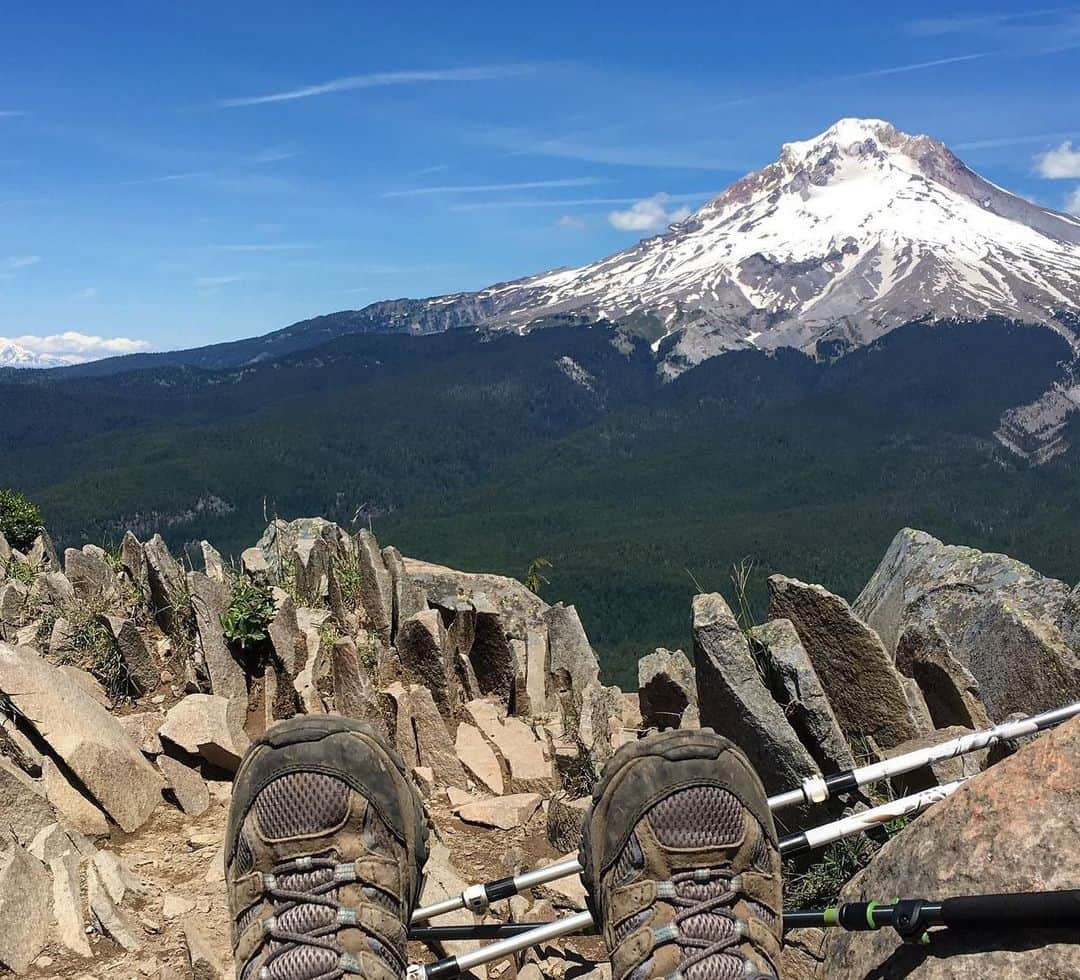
[[0, 488, 43, 551]]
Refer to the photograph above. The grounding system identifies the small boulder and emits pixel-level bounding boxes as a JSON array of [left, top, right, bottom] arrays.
[[158, 755, 211, 816], [159, 694, 250, 772], [64, 547, 116, 601], [42, 758, 109, 837]]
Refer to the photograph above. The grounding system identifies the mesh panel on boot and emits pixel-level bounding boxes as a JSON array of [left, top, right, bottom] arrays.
[[278, 903, 336, 934], [256, 773, 350, 839], [236, 831, 255, 875], [611, 832, 645, 886], [267, 944, 339, 980], [685, 954, 746, 980], [647, 787, 742, 848]]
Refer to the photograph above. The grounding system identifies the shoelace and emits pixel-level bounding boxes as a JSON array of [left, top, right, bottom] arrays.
[[256, 855, 398, 979], [659, 869, 776, 980]]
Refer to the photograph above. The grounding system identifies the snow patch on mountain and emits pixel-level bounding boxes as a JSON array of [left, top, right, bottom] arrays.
[[0, 341, 66, 369]]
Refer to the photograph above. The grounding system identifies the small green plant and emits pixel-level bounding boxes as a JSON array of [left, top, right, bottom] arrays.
[[333, 551, 365, 612], [0, 489, 43, 553], [221, 577, 276, 651], [524, 556, 553, 595], [50, 595, 131, 699], [729, 556, 757, 634], [357, 633, 379, 672], [4, 557, 36, 585], [783, 832, 880, 908], [317, 618, 342, 653]]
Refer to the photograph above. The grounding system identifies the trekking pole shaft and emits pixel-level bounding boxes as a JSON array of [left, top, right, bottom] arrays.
[[768, 701, 1080, 812], [779, 778, 968, 856], [410, 911, 595, 980], [941, 889, 1080, 929], [410, 858, 583, 923], [409, 922, 554, 941]]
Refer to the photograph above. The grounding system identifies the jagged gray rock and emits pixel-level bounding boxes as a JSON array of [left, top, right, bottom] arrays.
[[854, 528, 1080, 720], [143, 534, 185, 635], [383, 682, 466, 788], [41, 757, 109, 837], [638, 648, 699, 730], [356, 529, 393, 639], [200, 541, 225, 582], [749, 619, 855, 775], [0, 755, 58, 845], [896, 623, 991, 730], [189, 572, 246, 702], [98, 615, 159, 695], [0, 642, 163, 831], [455, 721, 504, 795], [119, 531, 147, 594], [692, 593, 821, 803], [0, 841, 49, 974], [64, 546, 116, 601], [382, 545, 427, 638], [767, 575, 924, 750], [469, 594, 518, 708], [543, 603, 601, 703], [396, 609, 452, 713], [0, 581, 27, 641], [329, 637, 387, 739]]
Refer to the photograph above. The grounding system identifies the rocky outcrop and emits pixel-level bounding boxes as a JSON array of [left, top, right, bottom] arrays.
[[818, 715, 1080, 979], [768, 575, 925, 750], [854, 528, 1080, 720], [638, 648, 699, 730], [0, 842, 50, 974], [692, 593, 822, 804], [895, 624, 991, 730], [159, 694, 250, 773]]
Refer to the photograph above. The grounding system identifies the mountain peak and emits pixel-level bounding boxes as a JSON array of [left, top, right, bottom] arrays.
[[782, 117, 901, 158]]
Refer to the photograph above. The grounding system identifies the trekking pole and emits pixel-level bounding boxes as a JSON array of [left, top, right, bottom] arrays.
[[778, 778, 967, 857], [411, 858, 583, 923], [406, 910, 594, 980], [784, 889, 1080, 944], [767, 701, 1080, 811]]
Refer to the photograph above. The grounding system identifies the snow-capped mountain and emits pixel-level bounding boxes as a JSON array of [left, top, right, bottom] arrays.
[[0, 341, 66, 369], [376, 118, 1080, 375]]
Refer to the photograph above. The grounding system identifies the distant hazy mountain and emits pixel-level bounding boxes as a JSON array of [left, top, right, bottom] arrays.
[[0, 341, 67, 369]]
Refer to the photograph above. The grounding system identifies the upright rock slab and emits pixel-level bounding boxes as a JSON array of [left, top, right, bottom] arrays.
[[0, 755, 58, 845], [189, 572, 247, 702], [0, 641, 163, 831], [638, 648, 699, 730], [749, 619, 854, 774], [767, 576, 923, 750], [396, 609, 452, 713], [356, 529, 393, 639], [144, 534, 186, 635], [896, 623, 991, 730], [64, 546, 116, 601], [0, 842, 49, 974], [543, 604, 601, 702], [383, 683, 466, 788], [382, 545, 427, 639], [692, 594, 821, 805], [853, 528, 1080, 720]]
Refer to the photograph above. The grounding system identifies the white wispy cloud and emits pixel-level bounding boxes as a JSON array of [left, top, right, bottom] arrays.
[[195, 275, 245, 288], [1067, 187, 1080, 214], [123, 171, 210, 186], [556, 214, 587, 230], [219, 65, 530, 107], [954, 131, 1080, 150], [383, 177, 608, 198], [210, 243, 314, 252], [250, 146, 299, 164], [909, 10, 1066, 36], [4, 331, 150, 364], [6, 255, 41, 270], [0, 111, 26, 118], [1037, 141, 1080, 178], [841, 52, 990, 80], [75, 286, 98, 300], [608, 193, 691, 232], [450, 192, 716, 212]]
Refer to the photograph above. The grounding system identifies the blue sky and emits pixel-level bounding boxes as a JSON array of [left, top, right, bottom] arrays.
[[2, 2, 1080, 360]]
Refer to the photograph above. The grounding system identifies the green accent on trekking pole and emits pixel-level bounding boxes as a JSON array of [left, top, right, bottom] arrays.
[[865, 902, 880, 929], [823, 907, 839, 927]]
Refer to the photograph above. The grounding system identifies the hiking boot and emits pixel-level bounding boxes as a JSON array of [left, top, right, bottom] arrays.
[[225, 715, 428, 980], [580, 729, 783, 980]]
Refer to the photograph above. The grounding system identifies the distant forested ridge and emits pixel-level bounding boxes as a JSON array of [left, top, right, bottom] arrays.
[[3, 317, 1078, 688]]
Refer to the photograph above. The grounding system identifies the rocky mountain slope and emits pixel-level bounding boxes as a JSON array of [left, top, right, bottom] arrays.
[[0, 517, 1077, 978], [0, 342, 65, 370]]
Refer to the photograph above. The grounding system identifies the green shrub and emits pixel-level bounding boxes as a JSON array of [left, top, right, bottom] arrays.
[[0, 489, 43, 552], [221, 577, 276, 651]]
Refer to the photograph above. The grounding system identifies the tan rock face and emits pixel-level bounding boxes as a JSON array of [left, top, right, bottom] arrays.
[[0, 642, 163, 832], [455, 721, 504, 795], [457, 792, 542, 830], [0, 842, 50, 974], [767, 575, 924, 750], [158, 693, 251, 773], [0, 755, 58, 846], [819, 716, 1080, 979]]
